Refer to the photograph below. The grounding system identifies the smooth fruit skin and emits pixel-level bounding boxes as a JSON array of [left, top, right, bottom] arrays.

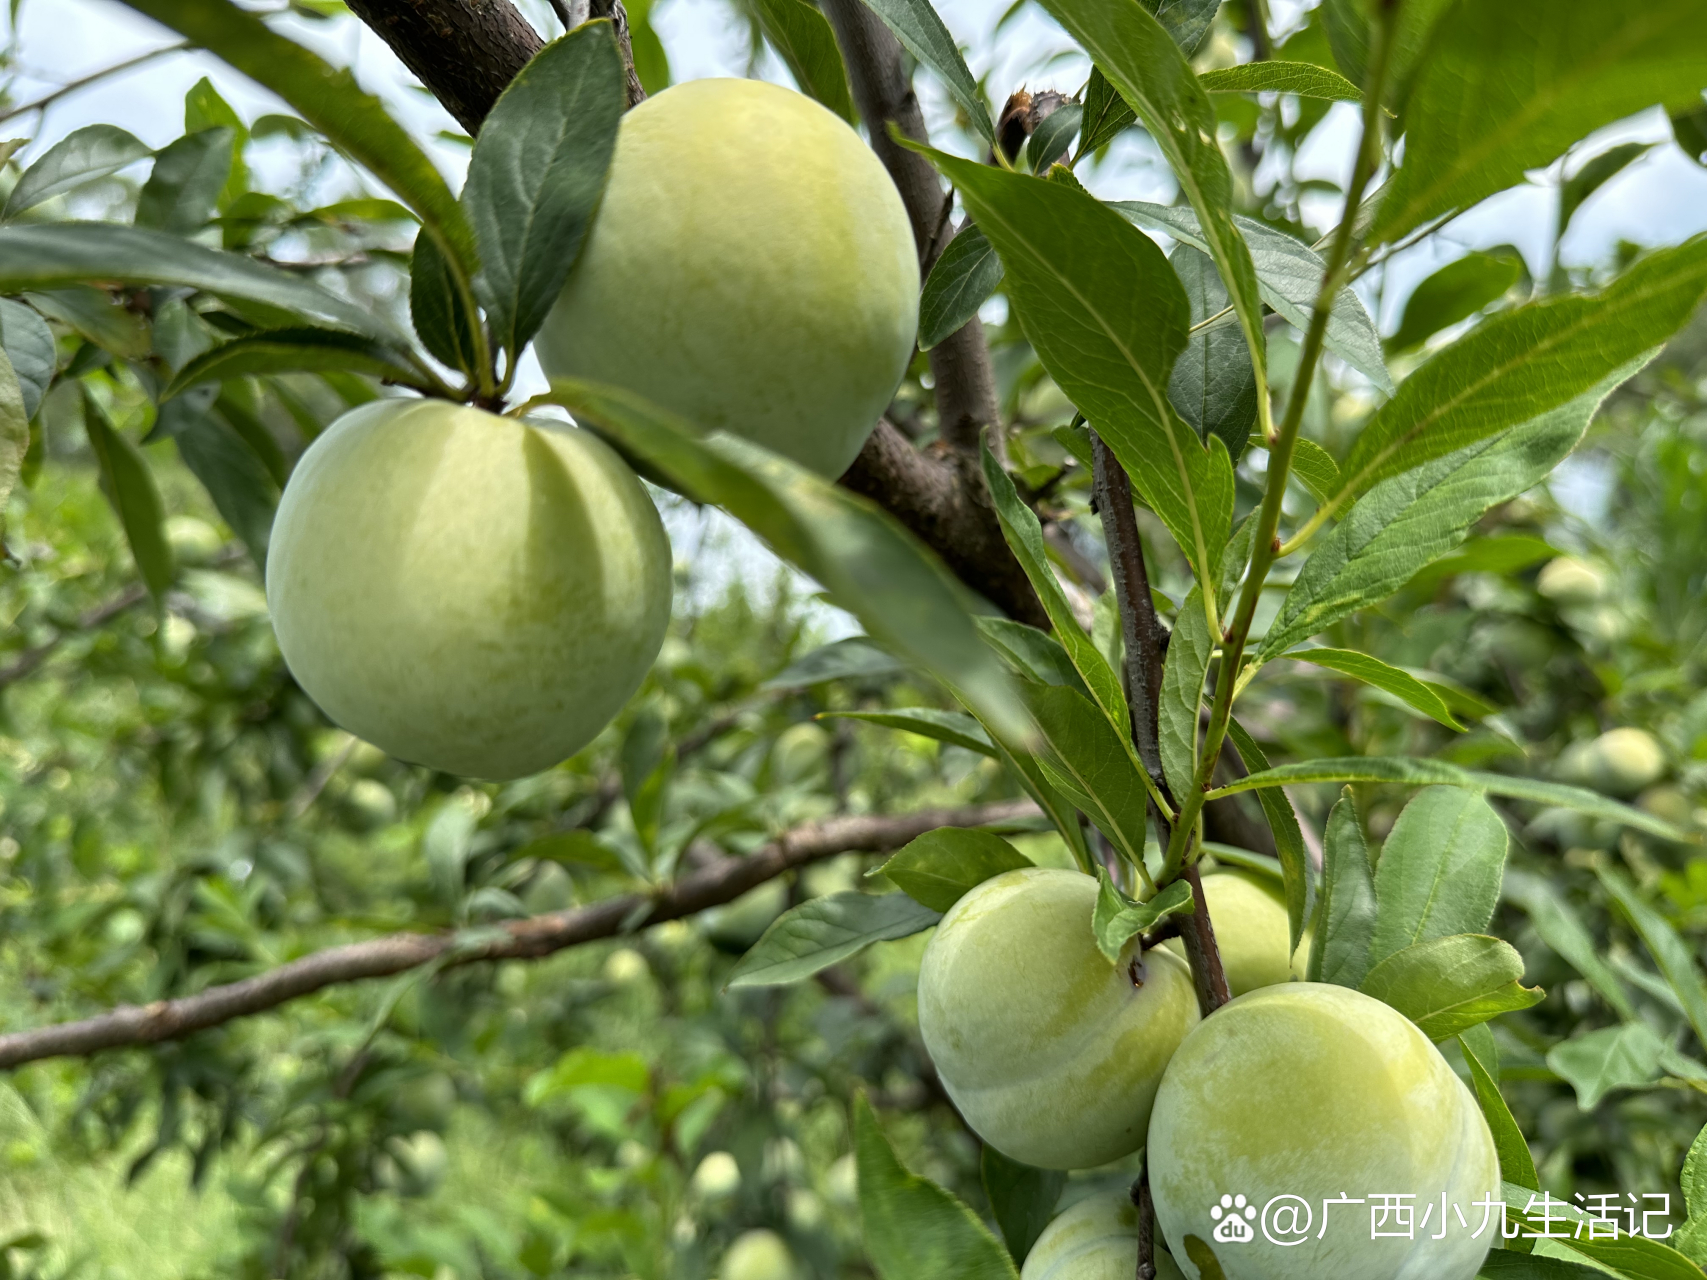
[[1162, 871, 1305, 996], [1021, 1191, 1186, 1280], [1147, 984, 1498, 1280], [720, 1229, 797, 1280], [266, 399, 671, 780], [917, 868, 1200, 1170], [1588, 727, 1666, 796], [536, 77, 919, 479]]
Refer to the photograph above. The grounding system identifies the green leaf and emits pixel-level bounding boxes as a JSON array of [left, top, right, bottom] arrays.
[[1287, 438, 1342, 504], [3, 125, 152, 219], [119, 0, 478, 282], [1503, 871, 1635, 1021], [1159, 585, 1211, 804], [26, 285, 148, 359], [875, 828, 1032, 913], [974, 714, 1095, 874], [1141, 0, 1219, 56], [465, 23, 624, 360], [1370, 788, 1507, 969], [1341, 240, 1707, 500], [1321, 0, 1452, 118], [1280, 646, 1463, 729], [1026, 102, 1082, 173], [766, 636, 905, 687], [1224, 717, 1310, 953], [0, 222, 398, 340], [0, 342, 25, 517], [1040, 0, 1271, 428], [1198, 60, 1361, 100], [135, 128, 234, 235], [409, 230, 479, 375], [854, 1095, 1020, 1280], [919, 224, 1003, 350], [1546, 1022, 1670, 1111], [1209, 757, 1693, 843], [84, 390, 173, 599], [1074, 66, 1135, 160], [0, 298, 55, 420], [981, 1147, 1065, 1266], [1387, 251, 1525, 355], [1361, 933, 1542, 1041], [1597, 865, 1707, 1056], [922, 151, 1229, 592], [1373, 0, 1707, 243], [754, 0, 857, 123], [726, 891, 939, 988], [162, 328, 426, 400], [1678, 1120, 1707, 1266], [1675, 101, 1707, 168], [982, 446, 1129, 735], [173, 413, 278, 568], [1114, 201, 1390, 392], [1502, 1182, 1707, 1280], [546, 377, 1028, 742], [1093, 873, 1194, 963], [1559, 142, 1654, 239], [1309, 787, 1376, 988], [1477, 1249, 1604, 1276], [977, 617, 1090, 697], [1459, 1029, 1539, 1192], [821, 708, 994, 757], [856, 0, 995, 146], [1259, 369, 1626, 659], [184, 77, 249, 207], [1024, 682, 1153, 869], [1168, 244, 1256, 459]]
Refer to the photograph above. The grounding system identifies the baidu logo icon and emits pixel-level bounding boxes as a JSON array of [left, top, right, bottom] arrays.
[[1211, 1193, 1257, 1243]]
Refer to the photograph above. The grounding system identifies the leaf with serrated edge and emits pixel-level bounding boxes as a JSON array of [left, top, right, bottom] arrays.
[[1370, 788, 1507, 968], [1280, 647, 1462, 729], [1310, 788, 1376, 988], [875, 828, 1032, 913], [726, 892, 940, 988], [1361, 933, 1541, 1041], [1198, 61, 1361, 100]]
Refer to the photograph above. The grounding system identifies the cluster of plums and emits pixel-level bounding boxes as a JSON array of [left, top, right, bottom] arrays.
[[266, 80, 919, 779], [920, 867, 1500, 1280]]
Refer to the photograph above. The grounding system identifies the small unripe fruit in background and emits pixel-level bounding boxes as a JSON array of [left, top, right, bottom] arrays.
[[1148, 984, 1498, 1280], [266, 400, 672, 780], [1536, 555, 1608, 605], [1161, 871, 1308, 996], [691, 1150, 741, 1199], [1587, 726, 1666, 796], [1021, 1191, 1186, 1280], [719, 1229, 798, 1280], [165, 515, 223, 565], [917, 868, 1199, 1169], [537, 78, 919, 478]]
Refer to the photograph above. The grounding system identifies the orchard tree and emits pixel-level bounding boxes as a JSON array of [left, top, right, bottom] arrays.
[[2, 0, 1707, 1277]]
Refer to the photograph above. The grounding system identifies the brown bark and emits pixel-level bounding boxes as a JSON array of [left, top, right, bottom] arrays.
[[1176, 861, 1233, 1017]]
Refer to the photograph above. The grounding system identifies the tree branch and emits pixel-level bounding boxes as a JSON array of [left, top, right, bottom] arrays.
[[0, 582, 148, 689], [0, 800, 1036, 1069]]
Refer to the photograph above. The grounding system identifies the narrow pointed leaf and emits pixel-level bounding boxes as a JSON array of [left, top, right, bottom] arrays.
[[856, 0, 994, 145], [162, 328, 426, 400], [1596, 866, 1707, 1056], [1280, 646, 1463, 729], [85, 392, 173, 598], [1502, 1182, 1707, 1280], [410, 230, 479, 375], [1503, 872, 1635, 1021], [1225, 717, 1311, 953], [3, 125, 152, 219], [727, 892, 940, 988], [1024, 683, 1153, 868], [1310, 788, 1376, 988], [1074, 67, 1135, 160], [173, 413, 278, 568], [1388, 251, 1525, 354], [821, 709, 994, 757], [919, 224, 1003, 350], [1458, 1030, 1540, 1191], [1159, 586, 1211, 804], [755, 0, 857, 123], [1198, 61, 1360, 100]]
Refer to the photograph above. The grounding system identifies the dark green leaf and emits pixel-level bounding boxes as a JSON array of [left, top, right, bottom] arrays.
[[173, 412, 278, 568], [919, 224, 1003, 351], [1260, 369, 1628, 659], [1502, 1182, 1707, 1280], [1459, 1029, 1539, 1193], [1374, 0, 1707, 243], [84, 390, 173, 598], [1140, 0, 1220, 56], [764, 637, 905, 687], [0, 341, 25, 515], [821, 708, 994, 757], [135, 128, 234, 235], [1370, 788, 1506, 969], [26, 285, 148, 359], [855, 1096, 1019, 1280], [1361, 933, 1541, 1041], [162, 328, 426, 400], [1503, 871, 1635, 1021], [1674, 101, 1707, 167], [1387, 251, 1525, 354], [1093, 873, 1193, 962], [1476, 1249, 1602, 1277], [1559, 142, 1654, 239], [183, 76, 249, 207], [1024, 682, 1152, 869], [465, 23, 625, 359], [1224, 717, 1311, 953], [874, 828, 1032, 912], [981, 1147, 1064, 1266], [922, 151, 1229, 591], [1321, 0, 1452, 116], [1341, 240, 1707, 500], [3, 125, 152, 219], [856, 0, 995, 145], [1678, 1120, 1707, 1265], [754, 0, 857, 123], [0, 222, 398, 339], [1026, 102, 1081, 173], [1198, 61, 1360, 100], [1286, 438, 1342, 504], [547, 378, 1028, 741], [1280, 646, 1462, 729], [410, 230, 479, 375], [726, 892, 940, 988], [120, 0, 478, 281], [1597, 866, 1707, 1055], [1074, 66, 1135, 160], [976, 617, 1090, 696], [0, 298, 55, 420], [1546, 1023, 1669, 1111], [1168, 244, 1256, 459], [1159, 585, 1211, 804], [1309, 787, 1376, 988]]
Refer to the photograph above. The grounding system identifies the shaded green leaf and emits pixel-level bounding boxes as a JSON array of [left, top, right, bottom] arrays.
[[919, 224, 1003, 350], [0, 298, 55, 420], [727, 891, 939, 988], [136, 128, 234, 235], [765, 636, 905, 687], [981, 1146, 1064, 1266], [874, 828, 1032, 912], [1361, 933, 1541, 1041], [856, 0, 994, 145], [173, 412, 278, 568], [1159, 585, 1211, 804], [1309, 787, 1376, 988], [1370, 788, 1507, 968], [1287, 438, 1341, 504], [1321, 0, 1452, 117], [755, 0, 857, 122], [1093, 872, 1193, 962], [84, 390, 172, 598], [1597, 865, 1707, 1056], [3, 125, 152, 219], [1559, 142, 1654, 238], [1677, 1120, 1707, 1265], [1476, 1249, 1601, 1277], [977, 617, 1090, 696], [26, 285, 148, 359], [1168, 244, 1255, 459], [822, 708, 994, 757], [1280, 646, 1462, 729], [1074, 66, 1135, 160], [1024, 682, 1152, 869], [0, 342, 25, 517], [162, 328, 426, 400], [1388, 251, 1525, 355], [1141, 0, 1219, 55], [1503, 871, 1635, 1021], [465, 22, 625, 359], [409, 230, 479, 376], [1198, 61, 1360, 100], [1459, 1029, 1539, 1193], [1502, 1181, 1707, 1280], [1547, 1023, 1670, 1111], [1026, 102, 1081, 173], [1224, 717, 1311, 953]]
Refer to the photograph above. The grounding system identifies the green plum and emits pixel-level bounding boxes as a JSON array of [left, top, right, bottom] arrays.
[[536, 77, 919, 478], [1147, 983, 1498, 1280], [266, 398, 671, 780], [1162, 871, 1307, 996], [1587, 727, 1666, 796], [917, 868, 1199, 1170], [1021, 1190, 1186, 1280], [720, 1229, 798, 1280]]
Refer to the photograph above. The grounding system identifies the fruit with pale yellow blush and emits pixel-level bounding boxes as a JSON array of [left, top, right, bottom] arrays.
[[1020, 1191, 1186, 1280], [1162, 870, 1308, 996]]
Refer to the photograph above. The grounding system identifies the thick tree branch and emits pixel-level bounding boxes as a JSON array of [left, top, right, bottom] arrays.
[[1092, 433, 1166, 787], [0, 801, 1036, 1069]]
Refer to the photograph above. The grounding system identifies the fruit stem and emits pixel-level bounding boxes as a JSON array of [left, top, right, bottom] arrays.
[[1133, 1164, 1157, 1280]]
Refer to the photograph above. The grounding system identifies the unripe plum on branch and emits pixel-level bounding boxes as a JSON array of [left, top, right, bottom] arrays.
[[1020, 1190, 1186, 1280], [1162, 870, 1308, 996]]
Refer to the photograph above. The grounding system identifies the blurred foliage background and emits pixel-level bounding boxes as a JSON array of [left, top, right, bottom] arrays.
[[2, 0, 1707, 1276]]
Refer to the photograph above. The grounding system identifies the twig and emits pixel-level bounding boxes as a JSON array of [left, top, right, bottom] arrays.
[[0, 582, 148, 689], [1176, 861, 1232, 1016], [0, 43, 191, 126], [1134, 1165, 1158, 1280], [0, 800, 1036, 1069], [286, 736, 357, 821], [588, 0, 646, 108]]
